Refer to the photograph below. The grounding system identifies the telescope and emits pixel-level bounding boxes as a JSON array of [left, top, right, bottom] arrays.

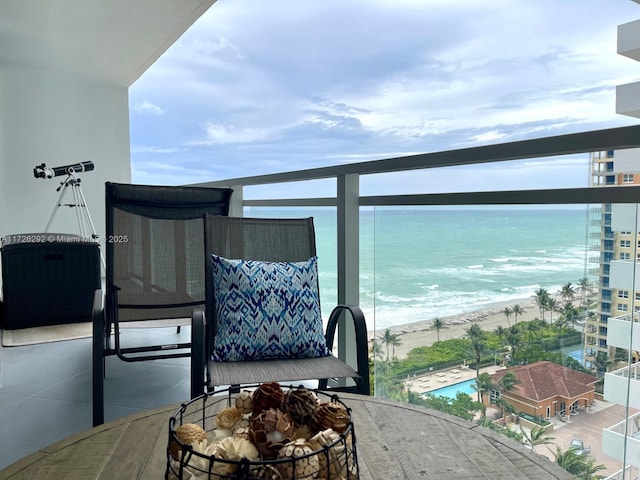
[[33, 161, 94, 179]]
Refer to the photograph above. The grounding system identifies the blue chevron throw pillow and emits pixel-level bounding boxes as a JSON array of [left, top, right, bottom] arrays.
[[210, 254, 331, 361]]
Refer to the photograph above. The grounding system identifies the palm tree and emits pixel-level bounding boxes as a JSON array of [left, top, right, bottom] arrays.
[[593, 351, 612, 376], [547, 297, 557, 324], [369, 340, 384, 360], [519, 425, 555, 453], [494, 325, 506, 347], [559, 282, 576, 303], [431, 317, 446, 342], [472, 372, 493, 407], [494, 371, 518, 420], [505, 325, 522, 361], [465, 324, 486, 378], [380, 328, 394, 361], [512, 304, 524, 324], [502, 306, 512, 327], [525, 321, 539, 343], [497, 371, 518, 393], [578, 276, 591, 307], [553, 445, 606, 479], [493, 397, 516, 421], [535, 288, 550, 320], [560, 301, 580, 329], [390, 334, 403, 359], [555, 316, 567, 338]]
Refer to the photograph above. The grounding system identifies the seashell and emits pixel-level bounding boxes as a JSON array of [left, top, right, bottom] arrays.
[[235, 389, 254, 414], [215, 406, 243, 430], [170, 423, 207, 459], [276, 438, 320, 479]]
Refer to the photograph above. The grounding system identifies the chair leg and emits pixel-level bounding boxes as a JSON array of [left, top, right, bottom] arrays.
[[190, 311, 206, 399], [92, 290, 105, 427]]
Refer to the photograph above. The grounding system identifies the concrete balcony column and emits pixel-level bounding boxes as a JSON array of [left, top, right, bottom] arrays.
[[228, 185, 244, 217], [336, 174, 360, 371]]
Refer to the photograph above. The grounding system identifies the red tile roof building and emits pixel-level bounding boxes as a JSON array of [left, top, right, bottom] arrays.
[[489, 361, 599, 420]]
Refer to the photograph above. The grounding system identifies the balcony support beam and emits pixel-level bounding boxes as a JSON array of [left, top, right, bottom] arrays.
[[228, 185, 244, 217], [336, 174, 360, 373]]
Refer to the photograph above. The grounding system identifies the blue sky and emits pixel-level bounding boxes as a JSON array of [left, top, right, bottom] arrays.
[[129, 0, 640, 197]]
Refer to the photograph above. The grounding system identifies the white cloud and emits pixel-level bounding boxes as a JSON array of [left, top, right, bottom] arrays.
[[193, 121, 275, 145], [128, 0, 640, 192], [133, 101, 164, 115]]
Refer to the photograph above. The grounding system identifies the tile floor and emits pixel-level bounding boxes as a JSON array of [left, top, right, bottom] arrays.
[[0, 325, 192, 470]]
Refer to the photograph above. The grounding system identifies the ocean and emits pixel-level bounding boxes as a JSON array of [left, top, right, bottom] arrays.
[[247, 206, 591, 331]]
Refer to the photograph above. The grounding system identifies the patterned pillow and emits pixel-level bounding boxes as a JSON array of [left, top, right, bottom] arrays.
[[210, 254, 331, 361]]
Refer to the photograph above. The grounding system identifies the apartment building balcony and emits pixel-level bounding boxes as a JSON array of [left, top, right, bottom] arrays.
[[604, 363, 640, 410], [3, 2, 640, 478], [605, 465, 636, 480], [602, 411, 640, 468], [606, 312, 640, 350]]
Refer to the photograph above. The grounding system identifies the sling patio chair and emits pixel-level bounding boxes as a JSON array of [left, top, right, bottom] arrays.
[[190, 214, 370, 399], [92, 182, 232, 426]]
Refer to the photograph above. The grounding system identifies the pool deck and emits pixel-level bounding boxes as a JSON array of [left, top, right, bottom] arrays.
[[402, 364, 640, 477], [404, 364, 505, 395]]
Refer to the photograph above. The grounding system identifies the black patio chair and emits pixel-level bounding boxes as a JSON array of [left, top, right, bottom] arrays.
[[190, 214, 370, 399], [92, 182, 232, 426]]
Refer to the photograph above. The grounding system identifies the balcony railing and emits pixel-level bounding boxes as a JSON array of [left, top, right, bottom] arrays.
[[607, 312, 640, 351], [602, 411, 640, 468], [196, 125, 640, 366], [605, 466, 636, 480], [604, 362, 640, 410], [194, 124, 640, 477]]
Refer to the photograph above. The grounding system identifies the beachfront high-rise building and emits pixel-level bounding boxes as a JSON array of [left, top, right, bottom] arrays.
[[586, 148, 640, 373], [594, 5, 640, 478], [585, 1, 640, 375]]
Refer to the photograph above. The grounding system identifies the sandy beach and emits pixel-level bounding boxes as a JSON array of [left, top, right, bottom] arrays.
[[370, 297, 541, 359]]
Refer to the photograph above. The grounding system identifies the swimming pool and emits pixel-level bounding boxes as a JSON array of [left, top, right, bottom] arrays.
[[567, 348, 584, 363], [425, 378, 476, 399]]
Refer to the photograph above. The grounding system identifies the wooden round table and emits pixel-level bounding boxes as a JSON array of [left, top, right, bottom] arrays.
[[0, 393, 573, 479]]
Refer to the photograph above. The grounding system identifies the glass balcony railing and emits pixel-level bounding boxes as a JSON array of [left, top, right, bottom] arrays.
[[197, 125, 640, 479]]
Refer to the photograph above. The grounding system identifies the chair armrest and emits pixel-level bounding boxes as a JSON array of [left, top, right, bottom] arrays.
[[325, 305, 370, 395], [190, 308, 206, 399]]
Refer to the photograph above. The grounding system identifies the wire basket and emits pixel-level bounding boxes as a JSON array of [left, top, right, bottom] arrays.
[[166, 384, 359, 479]]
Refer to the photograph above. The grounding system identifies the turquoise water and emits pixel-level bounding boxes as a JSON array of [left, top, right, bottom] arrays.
[[568, 348, 584, 363], [425, 378, 476, 399], [247, 206, 591, 330]]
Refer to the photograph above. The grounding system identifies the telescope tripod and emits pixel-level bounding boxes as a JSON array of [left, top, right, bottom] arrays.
[[45, 173, 105, 269]]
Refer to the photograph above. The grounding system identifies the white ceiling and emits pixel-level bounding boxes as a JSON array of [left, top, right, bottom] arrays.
[[0, 0, 216, 86]]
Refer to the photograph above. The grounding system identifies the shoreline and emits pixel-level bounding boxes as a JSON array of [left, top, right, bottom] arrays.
[[369, 296, 541, 359]]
